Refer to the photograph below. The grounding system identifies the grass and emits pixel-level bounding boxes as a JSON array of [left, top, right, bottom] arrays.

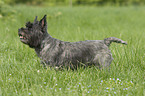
[[0, 5, 144, 96]]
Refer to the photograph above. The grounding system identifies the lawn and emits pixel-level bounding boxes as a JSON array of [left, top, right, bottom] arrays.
[[0, 5, 144, 96]]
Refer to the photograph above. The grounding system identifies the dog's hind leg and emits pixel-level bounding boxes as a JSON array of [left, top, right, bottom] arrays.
[[93, 53, 113, 69]]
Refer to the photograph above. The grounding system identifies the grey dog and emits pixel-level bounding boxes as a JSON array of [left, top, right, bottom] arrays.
[[18, 15, 127, 69]]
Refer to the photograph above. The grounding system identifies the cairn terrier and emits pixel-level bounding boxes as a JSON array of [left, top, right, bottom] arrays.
[[18, 15, 127, 69]]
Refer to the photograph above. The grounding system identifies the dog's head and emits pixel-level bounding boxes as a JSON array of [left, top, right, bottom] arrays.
[[18, 15, 47, 48]]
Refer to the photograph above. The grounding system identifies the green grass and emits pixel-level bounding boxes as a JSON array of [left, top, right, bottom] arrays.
[[0, 5, 144, 96]]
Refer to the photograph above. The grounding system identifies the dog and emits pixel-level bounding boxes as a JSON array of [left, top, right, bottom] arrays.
[[18, 15, 127, 69]]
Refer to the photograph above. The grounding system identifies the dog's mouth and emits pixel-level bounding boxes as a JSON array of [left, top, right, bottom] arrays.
[[19, 34, 26, 40], [18, 32, 29, 44]]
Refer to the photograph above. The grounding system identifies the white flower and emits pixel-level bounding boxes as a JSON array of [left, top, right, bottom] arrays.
[[106, 87, 109, 89], [88, 85, 91, 87]]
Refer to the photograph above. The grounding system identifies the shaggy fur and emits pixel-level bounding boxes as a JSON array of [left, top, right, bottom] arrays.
[[18, 15, 127, 69]]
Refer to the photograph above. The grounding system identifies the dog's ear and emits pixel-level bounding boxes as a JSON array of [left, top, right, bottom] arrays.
[[39, 15, 47, 29], [33, 16, 38, 24]]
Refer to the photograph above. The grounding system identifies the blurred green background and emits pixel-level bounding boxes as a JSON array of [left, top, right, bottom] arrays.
[[1, 0, 145, 19], [1, 0, 145, 6]]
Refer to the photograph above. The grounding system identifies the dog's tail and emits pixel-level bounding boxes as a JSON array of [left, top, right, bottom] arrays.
[[104, 37, 127, 47]]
